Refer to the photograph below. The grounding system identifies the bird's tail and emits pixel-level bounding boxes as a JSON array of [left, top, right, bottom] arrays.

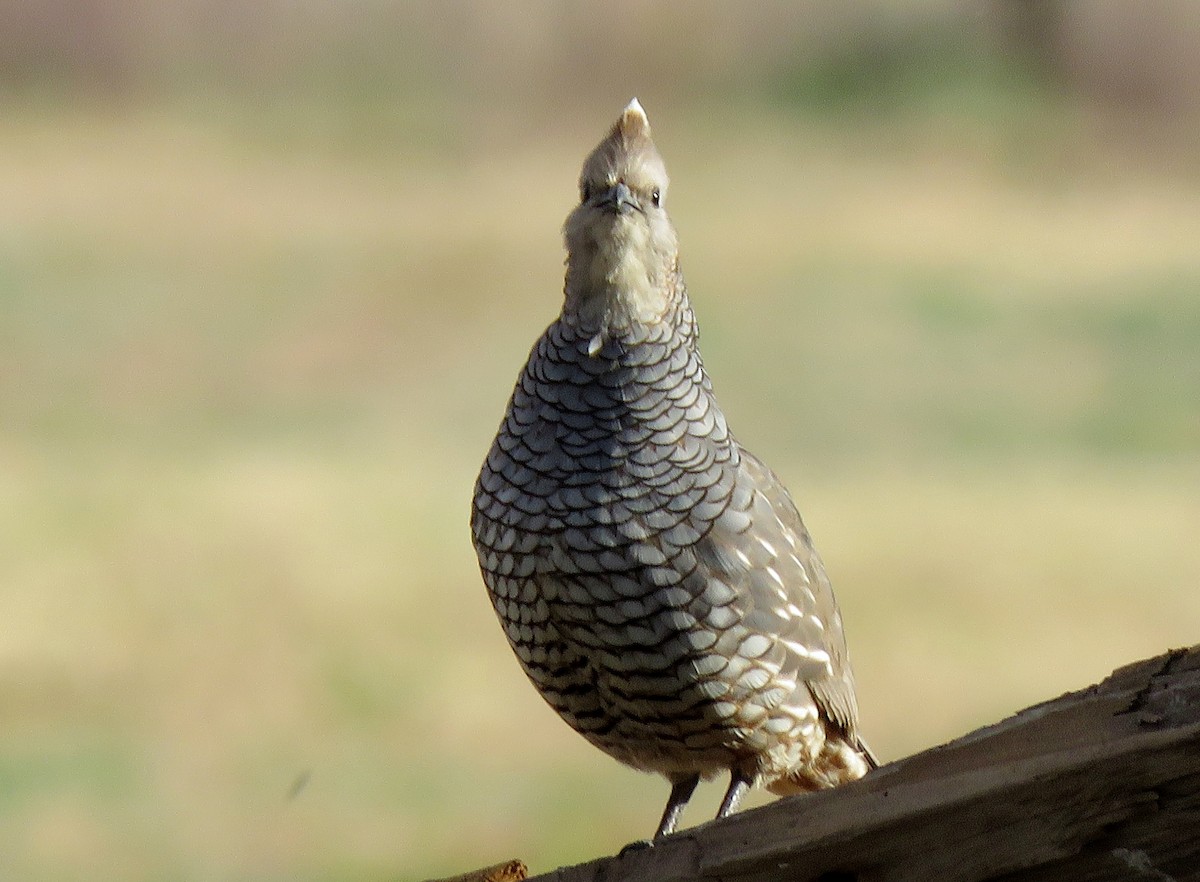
[[857, 736, 880, 770], [766, 735, 875, 796]]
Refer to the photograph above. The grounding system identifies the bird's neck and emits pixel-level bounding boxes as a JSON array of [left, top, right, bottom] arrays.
[[562, 247, 683, 338]]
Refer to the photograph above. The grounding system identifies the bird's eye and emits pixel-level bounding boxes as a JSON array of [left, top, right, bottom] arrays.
[[651, 188, 661, 207]]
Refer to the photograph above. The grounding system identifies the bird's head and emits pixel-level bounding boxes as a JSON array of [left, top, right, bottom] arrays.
[[563, 98, 681, 331]]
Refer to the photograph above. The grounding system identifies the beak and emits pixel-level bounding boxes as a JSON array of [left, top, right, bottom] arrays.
[[596, 182, 640, 215]]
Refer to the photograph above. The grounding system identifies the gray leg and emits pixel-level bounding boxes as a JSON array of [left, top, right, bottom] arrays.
[[654, 774, 700, 839], [715, 770, 753, 820]]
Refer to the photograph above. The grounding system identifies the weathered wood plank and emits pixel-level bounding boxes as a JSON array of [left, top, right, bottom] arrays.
[[526, 645, 1200, 882], [425, 859, 528, 882]]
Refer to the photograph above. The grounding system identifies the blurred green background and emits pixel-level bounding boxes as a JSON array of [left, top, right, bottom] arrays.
[[2, 2, 1199, 879]]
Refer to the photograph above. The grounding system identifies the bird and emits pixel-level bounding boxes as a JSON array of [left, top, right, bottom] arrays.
[[471, 98, 875, 842]]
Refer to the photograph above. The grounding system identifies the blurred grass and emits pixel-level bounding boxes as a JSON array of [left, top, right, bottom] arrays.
[[2, 23, 1200, 879]]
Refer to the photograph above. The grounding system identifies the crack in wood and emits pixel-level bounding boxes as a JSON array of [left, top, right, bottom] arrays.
[[1119, 647, 1190, 721]]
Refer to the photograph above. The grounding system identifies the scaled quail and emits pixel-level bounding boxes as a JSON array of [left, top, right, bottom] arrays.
[[471, 98, 875, 840]]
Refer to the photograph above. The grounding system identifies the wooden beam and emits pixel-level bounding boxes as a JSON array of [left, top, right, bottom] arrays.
[[521, 645, 1200, 882], [426, 859, 528, 882]]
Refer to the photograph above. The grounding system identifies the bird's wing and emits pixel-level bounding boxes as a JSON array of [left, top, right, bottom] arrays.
[[694, 445, 864, 741]]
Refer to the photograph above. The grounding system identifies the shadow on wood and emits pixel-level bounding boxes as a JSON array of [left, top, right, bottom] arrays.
[[483, 645, 1200, 882]]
